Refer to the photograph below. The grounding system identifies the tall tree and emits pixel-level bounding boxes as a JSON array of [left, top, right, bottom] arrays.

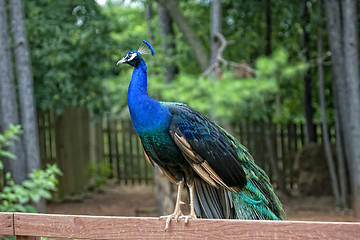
[[157, 3, 178, 83], [316, 0, 341, 207], [9, 0, 41, 174], [157, 0, 209, 71], [0, 0, 27, 184], [265, 0, 272, 56], [301, 1, 316, 142], [325, 0, 360, 216], [324, 0, 351, 165], [342, 0, 360, 216]]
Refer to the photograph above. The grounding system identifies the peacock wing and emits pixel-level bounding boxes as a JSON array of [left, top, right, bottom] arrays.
[[165, 102, 247, 193]]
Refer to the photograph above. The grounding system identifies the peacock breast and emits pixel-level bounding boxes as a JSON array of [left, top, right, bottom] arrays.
[[139, 129, 187, 166]]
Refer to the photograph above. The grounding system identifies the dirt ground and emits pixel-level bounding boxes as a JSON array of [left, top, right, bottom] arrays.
[[47, 182, 360, 222]]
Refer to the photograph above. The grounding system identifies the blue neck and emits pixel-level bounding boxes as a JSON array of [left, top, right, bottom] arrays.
[[127, 59, 171, 133]]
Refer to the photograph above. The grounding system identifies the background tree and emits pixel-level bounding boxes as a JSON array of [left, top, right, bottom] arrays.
[[9, 0, 41, 176], [301, 1, 316, 142], [265, 0, 272, 56], [341, 0, 360, 216], [317, 0, 341, 207], [325, 0, 360, 215], [210, 0, 222, 67], [25, 0, 114, 116], [0, 0, 27, 184], [157, 0, 209, 71], [157, 2, 178, 83]]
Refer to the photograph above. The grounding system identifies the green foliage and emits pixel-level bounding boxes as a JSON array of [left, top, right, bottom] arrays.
[[88, 161, 112, 192], [0, 164, 62, 212], [0, 124, 23, 161], [0, 125, 62, 213], [25, 0, 115, 115], [151, 72, 277, 122], [106, 71, 132, 114], [102, 1, 148, 54], [256, 48, 308, 123], [22, 0, 325, 124]]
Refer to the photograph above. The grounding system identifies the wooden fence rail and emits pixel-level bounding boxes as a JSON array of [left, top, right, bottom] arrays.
[[1, 212, 359, 239]]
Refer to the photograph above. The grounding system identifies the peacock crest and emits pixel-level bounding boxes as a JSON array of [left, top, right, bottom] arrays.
[[138, 40, 155, 56]]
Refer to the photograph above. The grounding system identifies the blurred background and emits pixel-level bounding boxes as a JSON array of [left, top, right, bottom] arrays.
[[0, 0, 360, 223]]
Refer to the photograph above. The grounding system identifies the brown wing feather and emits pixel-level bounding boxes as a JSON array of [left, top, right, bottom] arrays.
[[171, 130, 241, 193]]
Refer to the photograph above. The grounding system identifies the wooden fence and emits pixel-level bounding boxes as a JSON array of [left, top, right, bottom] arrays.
[[37, 108, 104, 198], [102, 119, 335, 191], [1, 212, 359, 239], [35, 109, 336, 195], [103, 119, 153, 185]]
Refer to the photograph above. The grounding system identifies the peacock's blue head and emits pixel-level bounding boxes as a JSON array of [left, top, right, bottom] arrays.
[[117, 50, 143, 67], [117, 40, 155, 68]]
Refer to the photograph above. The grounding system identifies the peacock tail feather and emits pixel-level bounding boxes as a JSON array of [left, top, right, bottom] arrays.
[[219, 125, 285, 220]]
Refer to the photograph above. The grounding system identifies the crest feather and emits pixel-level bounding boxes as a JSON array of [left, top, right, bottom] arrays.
[[138, 40, 155, 56]]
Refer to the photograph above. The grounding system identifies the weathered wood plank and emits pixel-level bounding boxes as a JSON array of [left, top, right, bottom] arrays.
[[0, 212, 13, 235], [13, 213, 360, 240]]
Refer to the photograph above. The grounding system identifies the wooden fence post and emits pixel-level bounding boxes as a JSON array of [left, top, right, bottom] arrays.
[[54, 107, 91, 197]]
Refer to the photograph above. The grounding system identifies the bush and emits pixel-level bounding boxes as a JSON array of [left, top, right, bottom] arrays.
[[0, 124, 62, 213]]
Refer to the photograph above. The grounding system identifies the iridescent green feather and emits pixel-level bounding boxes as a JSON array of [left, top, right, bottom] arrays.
[[217, 125, 285, 220]]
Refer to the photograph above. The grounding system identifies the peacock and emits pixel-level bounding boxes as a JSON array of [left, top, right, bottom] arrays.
[[117, 40, 285, 231]]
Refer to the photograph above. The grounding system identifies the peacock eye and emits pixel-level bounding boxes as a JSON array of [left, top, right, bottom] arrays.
[[126, 52, 137, 61]]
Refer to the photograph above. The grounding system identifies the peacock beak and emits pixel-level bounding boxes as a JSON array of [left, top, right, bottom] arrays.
[[116, 57, 126, 65]]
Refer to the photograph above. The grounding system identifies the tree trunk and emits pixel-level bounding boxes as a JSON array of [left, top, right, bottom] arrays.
[[265, 0, 272, 56], [324, 0, 348, 209], [210, 0, 221, 66], [334, 109, 348, 208], [157, 3, 178, 83], [9, 0, 41, 173], [157, 0, 209, 71], [0, 0, 26, 184], [317, 1, 341, 207], [301, 1, 316, 142], [324, 0, 353, 187], [9, 0, 44, 211], [342, 0, 360, 217]]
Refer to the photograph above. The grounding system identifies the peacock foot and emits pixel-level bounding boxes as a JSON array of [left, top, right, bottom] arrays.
[[160, 212, 197, 231], [160, 210, 183, 231], [179, 213, 197, 225]]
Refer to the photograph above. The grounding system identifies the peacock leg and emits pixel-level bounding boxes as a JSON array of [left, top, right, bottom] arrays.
[[183, 182, 197, 224], [188, 183, 197, 218], [160, 180, 185, 231]]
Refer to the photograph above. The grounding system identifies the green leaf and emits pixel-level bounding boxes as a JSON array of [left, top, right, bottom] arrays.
[[29, 191, 41, 203], [0, 151, 16, 159]]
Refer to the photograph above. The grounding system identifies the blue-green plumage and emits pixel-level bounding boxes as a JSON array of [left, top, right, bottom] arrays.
[[117, 41, 285, 225]]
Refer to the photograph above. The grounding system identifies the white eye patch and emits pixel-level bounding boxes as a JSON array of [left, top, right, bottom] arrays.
[[126, 52, 137, 61]]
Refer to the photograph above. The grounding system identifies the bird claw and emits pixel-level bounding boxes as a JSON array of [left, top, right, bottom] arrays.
[[180, 214, 197, 225], [159, 213, 197, 231], [160, 211, 184, 231]]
